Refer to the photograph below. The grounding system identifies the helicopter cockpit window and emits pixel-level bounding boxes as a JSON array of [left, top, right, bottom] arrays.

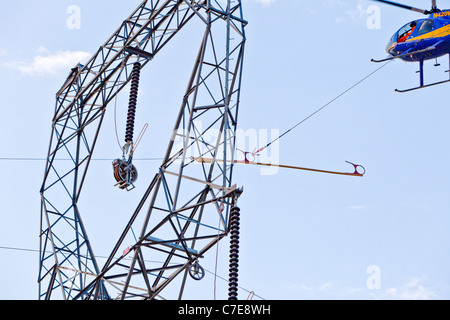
[[386, 33, 397, 56], [418, 19, 433, 35], [397, 21, 417, 43]]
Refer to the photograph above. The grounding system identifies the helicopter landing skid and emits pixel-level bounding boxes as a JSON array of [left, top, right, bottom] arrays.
[[371, 43, 450, 92], [395, 54, 450, 92], [395, 78, 450, 92]]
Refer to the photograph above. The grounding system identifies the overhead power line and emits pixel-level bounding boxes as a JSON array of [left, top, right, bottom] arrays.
[[0, 157, 164, 161], [0, 245, 265, 300]]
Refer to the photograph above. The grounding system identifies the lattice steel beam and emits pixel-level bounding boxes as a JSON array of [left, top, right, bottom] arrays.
[[40, 0, 246, 300]]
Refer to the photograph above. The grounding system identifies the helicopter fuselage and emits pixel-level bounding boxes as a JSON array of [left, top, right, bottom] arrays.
[[386, 10, 450, 62]]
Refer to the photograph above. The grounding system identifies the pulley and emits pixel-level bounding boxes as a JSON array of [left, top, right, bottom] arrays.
[[188, 261, 205, 281], [112, 158, 138, 191]]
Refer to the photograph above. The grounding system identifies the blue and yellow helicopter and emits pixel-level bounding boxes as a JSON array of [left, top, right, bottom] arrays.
[[371, 0, 450, 92]]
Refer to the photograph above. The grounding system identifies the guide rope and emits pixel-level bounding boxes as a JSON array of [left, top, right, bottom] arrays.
[[252, 61, 391, 157]]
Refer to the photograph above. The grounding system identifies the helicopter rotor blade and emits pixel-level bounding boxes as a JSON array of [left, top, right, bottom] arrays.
[[371, 0, 431, 15]]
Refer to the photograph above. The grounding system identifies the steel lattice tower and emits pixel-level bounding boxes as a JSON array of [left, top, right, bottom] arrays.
[[39, 0, 246, 300]]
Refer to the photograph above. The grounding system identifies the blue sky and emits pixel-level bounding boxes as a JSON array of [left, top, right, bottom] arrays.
[[1, 0, 450, 300]]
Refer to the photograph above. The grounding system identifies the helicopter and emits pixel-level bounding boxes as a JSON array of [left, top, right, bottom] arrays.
[[371, 0, 450, 92]]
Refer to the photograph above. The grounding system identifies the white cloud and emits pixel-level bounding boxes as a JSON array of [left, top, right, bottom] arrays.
[[245, 0, 279, 6], [385, 277, 439, 300], [346, 4, 366, 22], [335, 4, 366, 24], [323, 0, 346, 7], [6, 47, 90, 76], [319, 282, 333, 291], [0, 48, 7, 56]]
